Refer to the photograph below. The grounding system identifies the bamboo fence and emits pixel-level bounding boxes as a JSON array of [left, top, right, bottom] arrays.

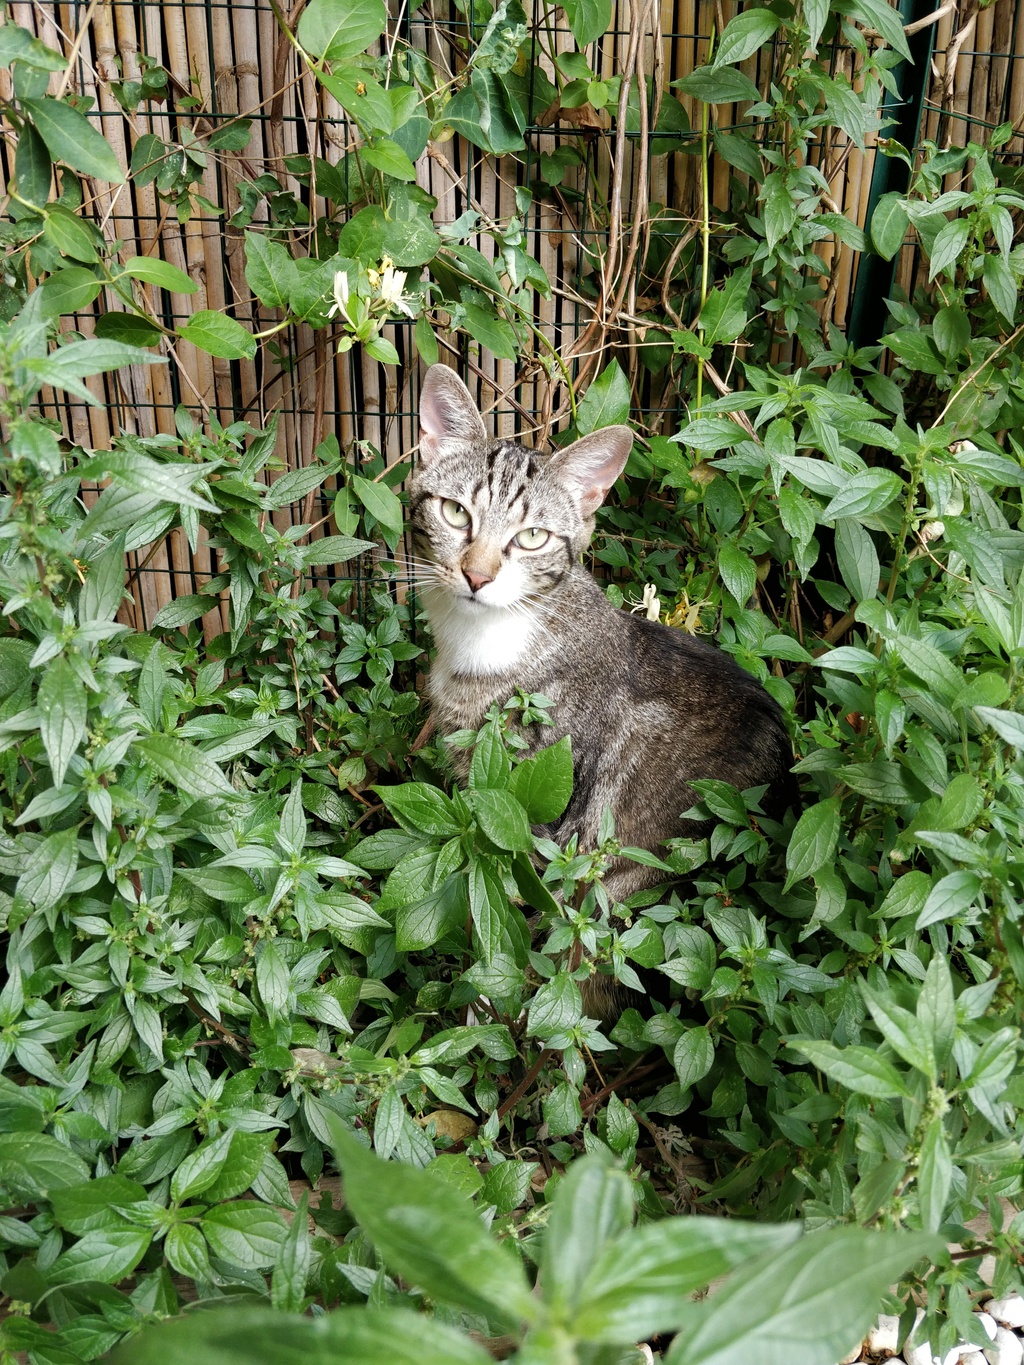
[[1, 0, 1022, 631]]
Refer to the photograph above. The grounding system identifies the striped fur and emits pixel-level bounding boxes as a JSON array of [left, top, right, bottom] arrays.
[[410, 365, 795, 922]]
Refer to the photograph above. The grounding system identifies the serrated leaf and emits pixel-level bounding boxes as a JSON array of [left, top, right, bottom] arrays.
[[785, 798, 840, 889]]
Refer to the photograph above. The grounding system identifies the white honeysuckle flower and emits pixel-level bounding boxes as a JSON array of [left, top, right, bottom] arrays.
[[327, 270, 351, 319], [377, 262, 415, 317], [629, 582, 661, 621]]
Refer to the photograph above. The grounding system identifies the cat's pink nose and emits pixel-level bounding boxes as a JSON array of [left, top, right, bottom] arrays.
[[464, 569, 493, 594]]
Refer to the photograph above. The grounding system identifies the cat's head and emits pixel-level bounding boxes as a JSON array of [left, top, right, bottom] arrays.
[[409, 365, 632, 611]]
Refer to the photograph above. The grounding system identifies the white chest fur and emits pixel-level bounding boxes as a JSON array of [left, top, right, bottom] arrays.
[[421, 586, 537, 688]]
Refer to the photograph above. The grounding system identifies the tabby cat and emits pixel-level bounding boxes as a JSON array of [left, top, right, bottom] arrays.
[[409, 364, 794, 907]]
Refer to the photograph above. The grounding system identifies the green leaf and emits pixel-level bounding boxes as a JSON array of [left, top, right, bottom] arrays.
[[180, 310, 256, 360], [821, 469, 902, 523], [376, 782, 460, 836], [574, 1219, 801, 1342], [39, 266, 102, 316], [460, 302, 519, 360], [673, 1026, 715, 1087], [543, 1079, 583, 1136], [508, 736, 573, 823], [560, 0, 612, 47], [870, 191, 909, 259], [674, 65, 761, 103], [834, 518, 879, 601], [94, 312, 162, 347], [841, 0, 912, 59], [916, 870, 983, 929], [43, 204, 99, 262], [24, 338, 164, 404], [327, 1119, 536, 1327], [975, 705, 1024, 748], [714, 10, 781, 65], [576, 360, 631, 433], [789, 1039, 911, 1098], [927, 217, 971, 280], [201, 1202, 288, 1269], [297, 0, 389, 60], [361, 138, 417, 181], [272, 1191, 311, 1312], [467, 787, 533, 851], [244, 231, 299, 310], [150, 594, 213, 629], [664, 1228, 940, 1365], [916, 1115, 951, 1234], [541, 1151, 635, 1313], [117, 1307, 494, 1365], [136, 734, 237, 802], [316, 68, 395, 134], [351, 474, 404, 534], [300, 534, 375, 565], [49, 1176, 147, 1234], [785, 798, 840, 890], [0, 1133, 90, 1198], [123, 255, 198, 295], [48, 1228, 152, 1285], [890, 636, 963, 705], [17, 826, 79, 911], [469, 855, 508, 964], [861, 985, 935, 1080], [130, 132, 167, 186], [984, 253, 1018, 323], [700, 266, 752, 347], [37, 656, 86, 787], [171, 1130, 234, 1203], [718, 541, 755, 604], [23, 97, 125, 183]]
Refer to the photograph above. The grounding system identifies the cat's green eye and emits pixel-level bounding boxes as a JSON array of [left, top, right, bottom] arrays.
[[514, 527, 550, 550], [440, 499, 471, 529]]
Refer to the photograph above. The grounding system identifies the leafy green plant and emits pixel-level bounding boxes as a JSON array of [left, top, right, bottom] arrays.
[[117, 1133, 940, 1365]]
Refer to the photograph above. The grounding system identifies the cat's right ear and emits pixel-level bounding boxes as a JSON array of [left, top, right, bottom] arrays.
[[548, 426, 633, 516], [419, 366, 487, 463]]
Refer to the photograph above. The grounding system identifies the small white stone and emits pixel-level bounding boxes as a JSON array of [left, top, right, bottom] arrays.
[[868, 1314, 901, 1356], [902, 1339, 933, 1365], [973, 1314, 999, 1344], [988, 1299, 1024, 1332], [985, 1326, 1024, 1365], [837, 1346, 863, 1365], [963, 1353, 990, 1365]]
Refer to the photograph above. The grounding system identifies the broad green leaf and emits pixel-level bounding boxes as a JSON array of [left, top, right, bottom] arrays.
[[541, 1150, 635, 1313], [916, 870, 983, 929], [574, 1219, 801, 1342], [300, 534, 374, 565], [48, 1228, 152, 1285], [576, 360, 631, 433], [508, 736, 573, 823], [467, 787, 533, 851], [984, 253, 1018, 323], [201, 1202, 288, 1269], [560, 0, 611, 47], [297, 0, 388, 60], [49, 1176, 147, 1234], [376, 782, 461, 836], [860, 985, 934, 1079], [664, 1228, 940, 1365], [834, 518, 879, 601], [870, 192, 909, 260], [0, 1133, 90, 1198], [673, 1026, 714, 1087], [927, 218, 971, 280], [714, 10, 781, 65], [469, 855, 508, 964], [136, 734, 237, 801], [23, 97, 125, 183], [171, 1130, 234, 1202], [674, 65, 761, 103], [975, 705, 1024, 748], [916, 1115, 951, 1234], [890, 636, 963, 705], [840, 0, 912, 59], [244, 231, 299, 309], [37, 656, 86, 787], [785, 798, 840, 890], [460, 302, 519, 360], [821, 469, 902, 523], [718, 541, 755, 603], [39, 266, 102, 316], [788, 1039, 911, 1098], [180, 310, 256, 360], [93, 312, 162, 347], [327, 1119, 536, 1327], [17, 826, 78, 911], [43, 204, 98, 262], [271, 1191, 311, 1312], [361, 138, 417, 181], [700, 267, 752, 347], [123, 254, 198, 295], [116, 1307, 493, 1365], [351, 474, 404, 534], [23, 338, 164, 404]]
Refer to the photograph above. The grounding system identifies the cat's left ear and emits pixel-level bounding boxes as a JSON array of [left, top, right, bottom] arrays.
[[548, 426, 633, 516]]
